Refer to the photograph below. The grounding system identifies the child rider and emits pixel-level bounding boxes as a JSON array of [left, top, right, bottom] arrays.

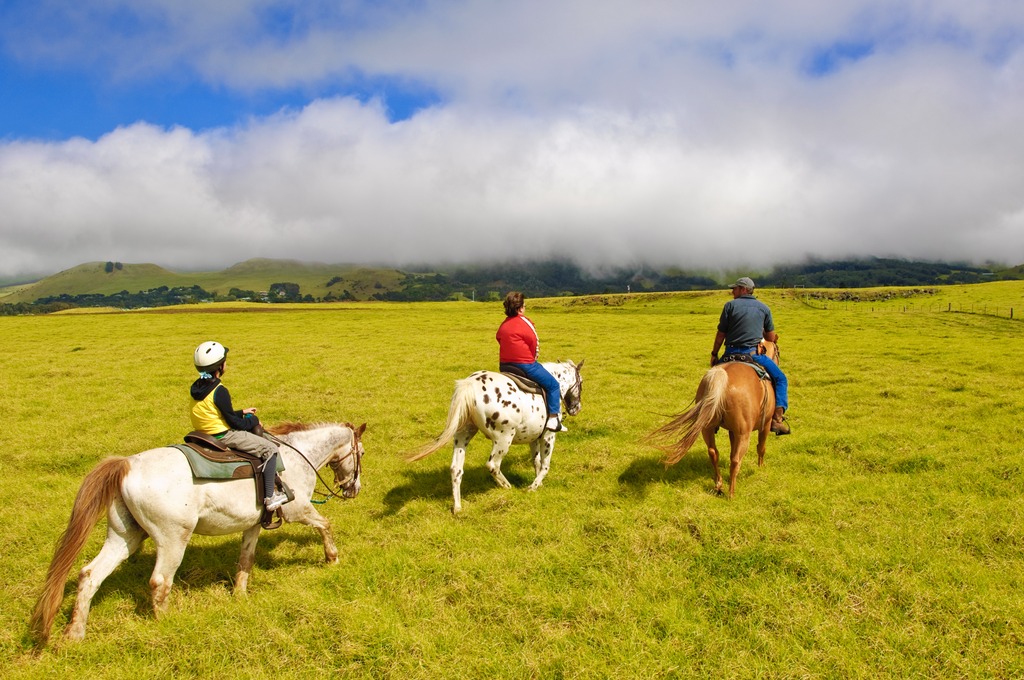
[[189, 341, 291, 511]]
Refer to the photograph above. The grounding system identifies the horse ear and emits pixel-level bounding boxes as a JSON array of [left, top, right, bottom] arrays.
[[356, 422, 367, 437], [576, 359, 585, 371]]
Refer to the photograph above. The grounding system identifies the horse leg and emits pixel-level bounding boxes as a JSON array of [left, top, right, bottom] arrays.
[[757, 425, 769, 467], [65, 498, 145, 641], [702, 428, 723, 495], [148, 528, 194, 616], [283, 502, 339, 565], [485, 433, 514, 490], [527, 433, 556, 492], [759, 383, 774, 467], [728, 430, 752, 498], [234, 524, 262, 595], [451, 426, 476, 515]]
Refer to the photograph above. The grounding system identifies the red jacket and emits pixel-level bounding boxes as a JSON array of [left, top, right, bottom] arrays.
[[496, 314, 539, 364]]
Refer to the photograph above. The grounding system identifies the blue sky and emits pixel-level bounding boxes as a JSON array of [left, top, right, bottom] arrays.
[[0, 2, 445, 140], [1, 1, 1023, 279], [0, 66, 440, 139]]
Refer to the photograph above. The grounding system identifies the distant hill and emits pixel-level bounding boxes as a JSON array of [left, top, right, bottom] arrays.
[[0, 262, 188, 303], [758, 258, 1001, 288], [1, 256, 1021, 312], [0, 259, 408, 305], [997, 263, 1024, 280]]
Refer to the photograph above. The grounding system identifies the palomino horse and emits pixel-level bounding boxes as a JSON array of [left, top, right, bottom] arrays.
[[407, 360, 583, 514], [651, 343, 779, 497], [30, 421, 366, 645]]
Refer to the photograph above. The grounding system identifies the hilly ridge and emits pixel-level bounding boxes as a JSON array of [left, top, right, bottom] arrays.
[[1, 257, 1020, 310], [1, 262, 189, 303], [0, 260, 408, 304]]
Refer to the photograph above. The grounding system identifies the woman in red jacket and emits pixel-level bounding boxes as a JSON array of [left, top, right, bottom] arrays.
[[496, 291, 567, 432]]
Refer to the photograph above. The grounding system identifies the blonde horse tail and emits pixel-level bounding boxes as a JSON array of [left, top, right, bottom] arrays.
[[29, 456, 131, 645], [406, 379, 476, 462], [650, 366, 729, 466]]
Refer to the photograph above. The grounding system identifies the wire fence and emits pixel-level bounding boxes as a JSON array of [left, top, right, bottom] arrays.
[[798, 297, 1019, 321]]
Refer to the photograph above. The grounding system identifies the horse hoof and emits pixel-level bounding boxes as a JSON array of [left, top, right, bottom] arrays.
[[64, 626, 86, 642]]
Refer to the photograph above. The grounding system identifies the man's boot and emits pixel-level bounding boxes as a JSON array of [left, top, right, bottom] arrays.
[[771, 407, 791, 435]]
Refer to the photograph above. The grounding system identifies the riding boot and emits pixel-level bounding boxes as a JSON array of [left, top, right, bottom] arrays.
[[771, 407, 791, 435], [262, 455, 289, 510], [261, 454, 277, 498]]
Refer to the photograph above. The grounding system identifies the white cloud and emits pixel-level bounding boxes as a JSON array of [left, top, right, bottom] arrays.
[[2, 1, 1024, 277]]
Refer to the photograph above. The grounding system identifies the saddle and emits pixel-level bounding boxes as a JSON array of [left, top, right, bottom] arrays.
[[718, 353, 770, 381], [499, 363, 550, 412], [174, 431, 290, 529]]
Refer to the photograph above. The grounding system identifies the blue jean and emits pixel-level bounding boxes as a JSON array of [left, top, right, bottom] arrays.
[[724, 347, 788, 411], [507, 362, 561, 416]]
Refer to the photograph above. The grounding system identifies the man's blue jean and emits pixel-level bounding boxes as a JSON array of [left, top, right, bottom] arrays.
[[507, 362, 561, 415], [723, 348, 788, 411]]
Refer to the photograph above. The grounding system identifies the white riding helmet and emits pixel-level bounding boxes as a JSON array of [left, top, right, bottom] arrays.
[[193, 341, 228, 372]]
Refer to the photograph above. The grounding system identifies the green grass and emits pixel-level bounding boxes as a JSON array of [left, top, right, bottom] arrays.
[[3, 287, 1024, 678]]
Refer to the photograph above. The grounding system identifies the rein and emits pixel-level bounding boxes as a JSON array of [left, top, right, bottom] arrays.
[[264, 425, 362, 504]]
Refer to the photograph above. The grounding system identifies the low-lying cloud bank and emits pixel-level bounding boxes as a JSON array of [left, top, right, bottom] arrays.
[[4, 91, 1022, 280]]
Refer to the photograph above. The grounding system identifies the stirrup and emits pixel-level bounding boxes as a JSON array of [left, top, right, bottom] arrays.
[[545, 416, 568, 433], [277, 477, 295, 502]]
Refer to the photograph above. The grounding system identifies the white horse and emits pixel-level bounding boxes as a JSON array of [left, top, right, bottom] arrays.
[[407, 360, 583, 514], [30, 421, 366, 645]]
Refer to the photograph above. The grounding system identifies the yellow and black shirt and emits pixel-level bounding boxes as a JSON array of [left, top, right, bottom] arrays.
[[189, 377, 256, 436]]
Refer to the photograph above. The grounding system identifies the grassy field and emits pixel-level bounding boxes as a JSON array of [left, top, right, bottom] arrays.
[[3, 283, 1024, 678]]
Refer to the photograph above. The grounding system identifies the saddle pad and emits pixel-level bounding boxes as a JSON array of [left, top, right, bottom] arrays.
[[170, 443, 284, 480]]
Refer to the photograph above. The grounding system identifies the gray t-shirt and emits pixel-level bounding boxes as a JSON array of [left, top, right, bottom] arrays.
[[718, 295, 775, 349]]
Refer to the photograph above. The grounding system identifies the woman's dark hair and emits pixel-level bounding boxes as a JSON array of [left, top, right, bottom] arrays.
[[503, 291, 525, 317]]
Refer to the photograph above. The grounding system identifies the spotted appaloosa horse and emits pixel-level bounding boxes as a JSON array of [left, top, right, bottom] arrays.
[[407, 360, 583, 514], [650, 342, 779, 497], [30, 421, 365, 645]]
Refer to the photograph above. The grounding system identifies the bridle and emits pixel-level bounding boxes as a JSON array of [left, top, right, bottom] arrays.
[[329, 431, 363, 492], [563, 364, 583, 416], [265, 423, 363, 503]]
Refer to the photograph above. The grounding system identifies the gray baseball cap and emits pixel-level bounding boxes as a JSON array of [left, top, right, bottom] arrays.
[[729, 276, 755, 290]]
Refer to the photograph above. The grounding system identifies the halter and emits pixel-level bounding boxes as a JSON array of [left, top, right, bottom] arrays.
[[265, 423, 363, 503]]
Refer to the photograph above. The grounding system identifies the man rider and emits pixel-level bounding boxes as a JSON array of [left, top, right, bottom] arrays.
[[710, 277, 791, 435]]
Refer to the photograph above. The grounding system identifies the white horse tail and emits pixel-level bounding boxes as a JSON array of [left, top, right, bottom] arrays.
[[30, 456, 131, 645], [650, 366, 729, 466], [406, 378, 477, 462]]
